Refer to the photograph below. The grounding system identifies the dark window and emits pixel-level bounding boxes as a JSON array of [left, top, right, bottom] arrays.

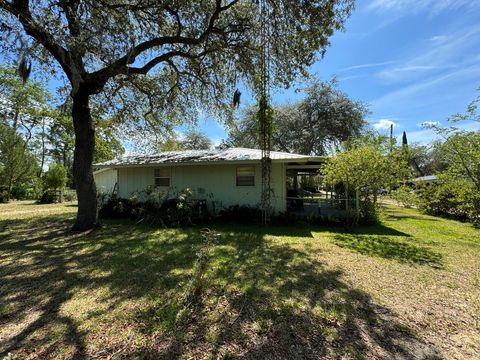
[[236, 166, 255, 186], [154, 168, 170, 187]]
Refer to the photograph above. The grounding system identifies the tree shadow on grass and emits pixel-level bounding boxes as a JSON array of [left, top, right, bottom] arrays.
[[1, 216, 442, 359], [0, 216, 200, 358], [131, 228, 442, 359], [333, 233, 443, 268], [324, 223, 412, 237], [381, 207, 439, 222], [212, 222, 316, 238]]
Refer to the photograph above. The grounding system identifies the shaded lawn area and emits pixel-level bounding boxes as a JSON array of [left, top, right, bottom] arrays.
[[0, 202, 479, 359]]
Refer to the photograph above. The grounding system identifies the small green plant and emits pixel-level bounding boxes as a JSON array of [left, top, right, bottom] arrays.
[[182, 228, 217, 307], [390, 185, 418, 208]]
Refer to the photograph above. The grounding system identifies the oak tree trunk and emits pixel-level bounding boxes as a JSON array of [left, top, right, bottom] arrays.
[[71, 93, 98, 231]]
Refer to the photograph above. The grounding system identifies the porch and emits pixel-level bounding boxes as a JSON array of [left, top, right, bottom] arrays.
[[284, 162, 356, 219]]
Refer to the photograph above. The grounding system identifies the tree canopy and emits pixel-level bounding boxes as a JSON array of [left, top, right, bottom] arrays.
[[322, 145, 410, 197], [223, 80, 368, 155], [0, 122, 38, 201], [0, 65, 50, 138], [414, 94, 480, 225], [180, 130, 213, 150], [0, 0, 354, 129], [43, 163, 67, 191], [0, 65, 124, 189], [155, 130, 213, 151]]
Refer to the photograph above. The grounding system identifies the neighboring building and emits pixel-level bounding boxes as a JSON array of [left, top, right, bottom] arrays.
[[93, 147, 323, 214], [410, 175, 438, 186], [411, 175, 438, 183]]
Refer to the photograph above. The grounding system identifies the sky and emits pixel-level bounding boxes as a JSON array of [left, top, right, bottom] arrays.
[[195, 0, 480, 146]]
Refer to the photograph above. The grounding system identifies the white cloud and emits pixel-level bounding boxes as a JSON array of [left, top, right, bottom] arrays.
[[373, 118, 398, 130], [371, 64, 480, 110], [377, 65, 441, 82], [374, 23, 480, 84], [380, 65, 438, 73], [366, 0, 478, 17], [337, 74, 368, 82], [339, 61, 395, 72], [430, 35, 449, 43]]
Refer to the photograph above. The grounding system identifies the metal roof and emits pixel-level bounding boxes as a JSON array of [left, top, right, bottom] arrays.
[[95, 147, 320, 167]]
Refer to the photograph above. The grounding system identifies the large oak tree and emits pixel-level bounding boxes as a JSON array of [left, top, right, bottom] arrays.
[[0, 0, 353, 230]]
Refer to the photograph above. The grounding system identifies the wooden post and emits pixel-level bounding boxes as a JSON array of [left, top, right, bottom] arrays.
[[345, 183, 349, 223], [356, 188, 360, 221]]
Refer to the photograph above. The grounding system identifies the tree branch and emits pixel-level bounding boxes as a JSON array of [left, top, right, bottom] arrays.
[[88, 0, 241, 90]]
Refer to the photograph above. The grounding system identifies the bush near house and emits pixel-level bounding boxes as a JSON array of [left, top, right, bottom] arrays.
[[390, 185, 419, 208], [218, 205, 262, 223], [99, 188, 210, 227]]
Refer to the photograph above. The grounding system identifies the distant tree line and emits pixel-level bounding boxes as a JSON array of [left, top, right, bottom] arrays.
[[0, 65, 124, 203]]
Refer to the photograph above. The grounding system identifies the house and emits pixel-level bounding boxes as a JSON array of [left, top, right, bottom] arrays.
[[93, 147, 324, 214]]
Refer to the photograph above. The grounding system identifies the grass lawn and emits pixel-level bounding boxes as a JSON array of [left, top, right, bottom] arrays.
[[0, 201, 479, 359]]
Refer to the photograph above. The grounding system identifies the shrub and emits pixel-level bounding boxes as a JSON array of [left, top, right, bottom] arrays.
[[218, 205, 262, 223], [358, 200, 380, 225], [11, 185, 28, 200], [416, 177, 479, 225], [63, 190, 77, 202], [272, 211, 302, 225], [390, 185, 418, 208], [98, 197, 137, 219], [98, 188, 210, 227], [0, 189, 9, 203], [37, 190, 57, 204]]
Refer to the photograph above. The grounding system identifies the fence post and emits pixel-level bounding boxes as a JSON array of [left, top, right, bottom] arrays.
[[345, 183, 349, 223], [355, 189, 360, 219]]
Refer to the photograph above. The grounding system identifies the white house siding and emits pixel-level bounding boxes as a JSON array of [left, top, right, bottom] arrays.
[[115, 162, 286, 213], [94, 168, 118, 194]]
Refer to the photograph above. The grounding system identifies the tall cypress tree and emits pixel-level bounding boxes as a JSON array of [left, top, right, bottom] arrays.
[[402, 131, 408, 148]]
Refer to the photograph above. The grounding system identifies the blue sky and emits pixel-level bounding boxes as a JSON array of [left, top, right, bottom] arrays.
[[197, 0, 480, 146]]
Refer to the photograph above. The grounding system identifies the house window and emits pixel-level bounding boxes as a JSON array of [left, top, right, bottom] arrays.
[[236, 166, 255, 186], [154, 168, 171, 187]]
